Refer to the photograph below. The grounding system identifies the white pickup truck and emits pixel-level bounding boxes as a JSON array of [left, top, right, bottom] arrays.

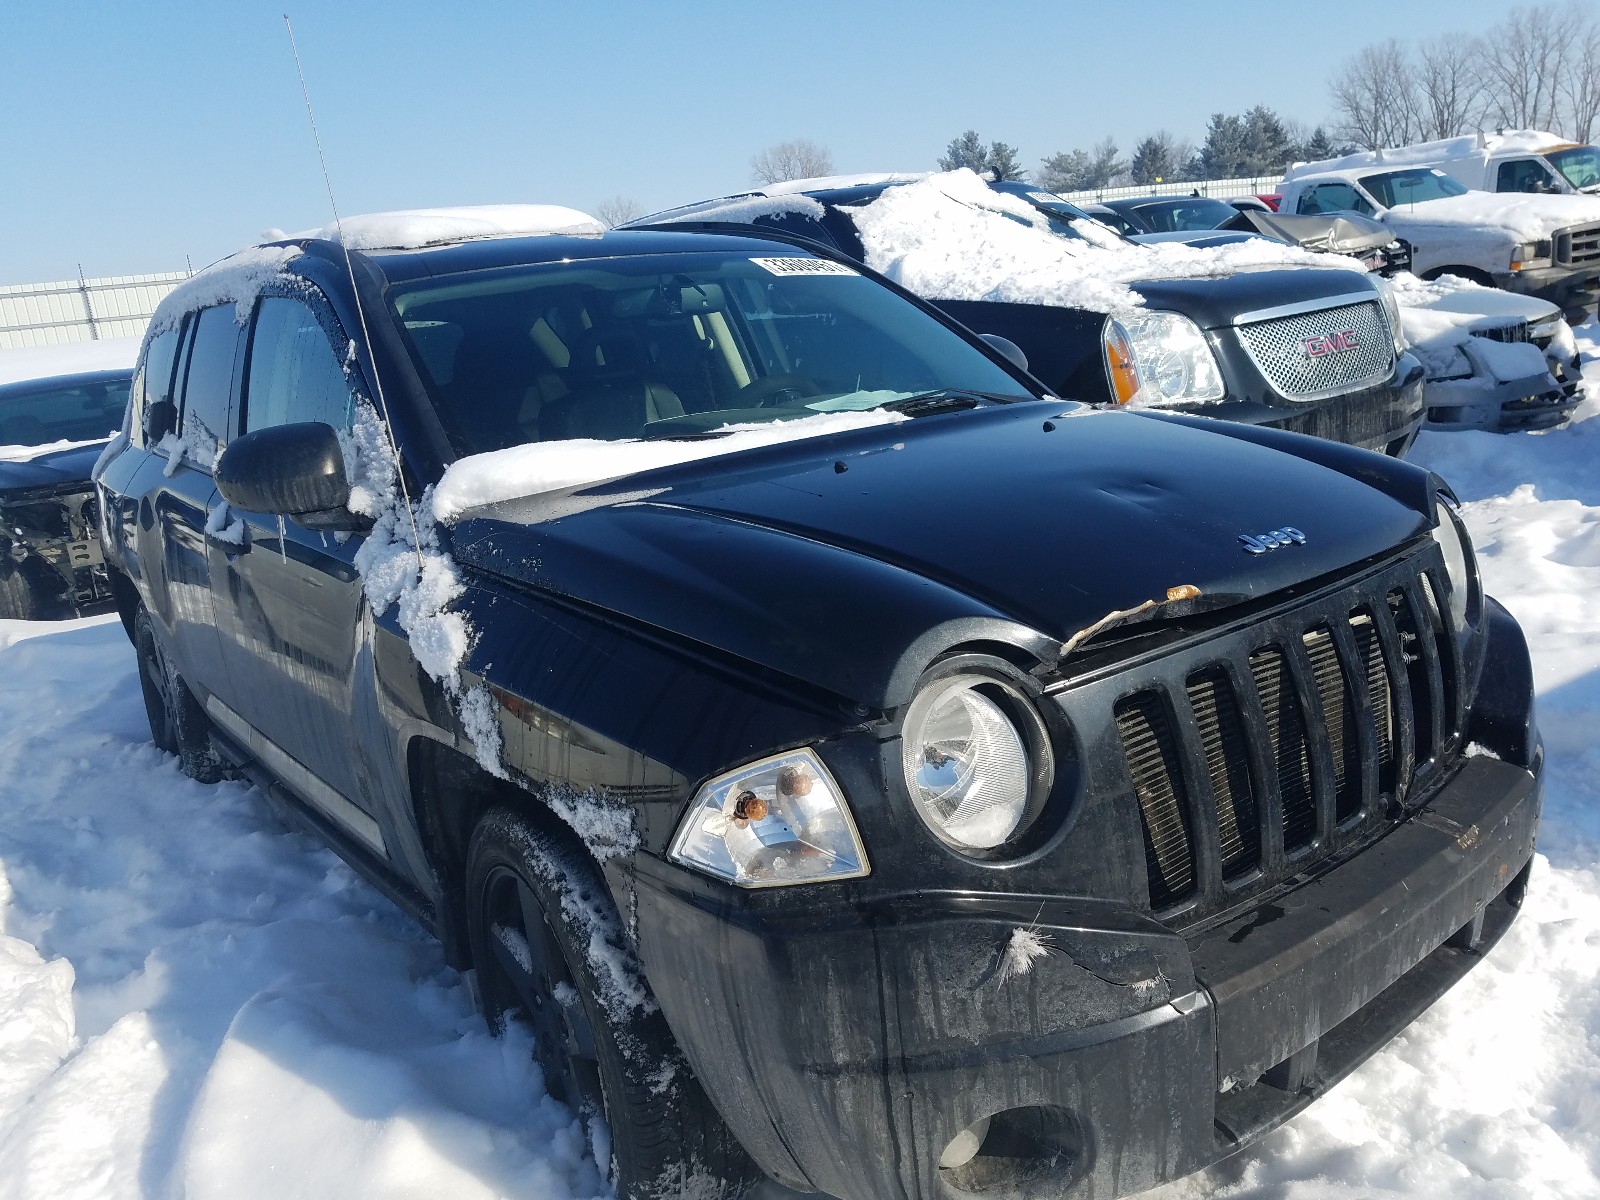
[[1290, 130, 1600, 197], [1278, 159, 1600, 321]]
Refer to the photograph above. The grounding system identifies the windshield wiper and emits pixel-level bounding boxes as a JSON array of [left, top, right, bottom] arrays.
[[880, 389, 1025, 417]]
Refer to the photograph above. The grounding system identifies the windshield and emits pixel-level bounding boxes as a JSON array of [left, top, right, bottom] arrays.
[[1129, 197, 1237, 232], [0, 375, 129, 448], [1360, 168, 1470, 208], [1546, 145, 1600, 191], [388, 251, 1032, 455]]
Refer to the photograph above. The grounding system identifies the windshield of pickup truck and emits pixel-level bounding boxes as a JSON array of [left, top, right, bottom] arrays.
[[1546, 145, 1600, 191], [0, 375, 129, 449], [1360, 168, 1470, 208], [388, 250, 1031, 455]]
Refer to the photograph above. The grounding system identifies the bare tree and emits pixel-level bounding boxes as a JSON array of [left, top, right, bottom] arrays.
[[1561, 6, 1600, 141], [1329, 40, 1420, 149], [1415, 33, 1486, 140], [595, 196, 644, 228], [1479, 4, 1569, 130], [750, 139, 835, 185]]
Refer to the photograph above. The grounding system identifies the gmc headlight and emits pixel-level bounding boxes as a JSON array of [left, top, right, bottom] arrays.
[[669, 749, 870, 887], [1430, 496, 1479, 635], [1511, 240, 1553, 271], [901, 674, 1052, 852], [1103, 311, 1225, 405], [1372, 276, 1408, 354]]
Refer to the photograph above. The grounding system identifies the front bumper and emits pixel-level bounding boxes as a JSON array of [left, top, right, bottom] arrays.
[[637, 752, 1540, 1200], [1174, 351, 1426, 457], [1423, 342, 1584, 433]]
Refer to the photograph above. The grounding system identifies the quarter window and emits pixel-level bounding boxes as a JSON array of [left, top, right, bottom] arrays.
[[244, 297, 356, 432], [132, 329, 179, 448]]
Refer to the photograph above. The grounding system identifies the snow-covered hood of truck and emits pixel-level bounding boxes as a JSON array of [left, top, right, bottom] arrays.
[[848, 169, 1366, 316], [1377, 190, 1600, 242]]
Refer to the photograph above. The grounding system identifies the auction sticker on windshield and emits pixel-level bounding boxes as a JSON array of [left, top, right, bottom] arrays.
[[749, 257, 858, 276]]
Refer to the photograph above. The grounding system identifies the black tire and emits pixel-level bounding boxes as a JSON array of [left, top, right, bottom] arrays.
[[134, 609, 224, 783], [0, 560, 44, 621], [465, 807, 756, 1199], [1421, 265, 1495, 288]]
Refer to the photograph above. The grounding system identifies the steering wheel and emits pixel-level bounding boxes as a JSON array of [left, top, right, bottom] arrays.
[[738, 373, 819, 408]]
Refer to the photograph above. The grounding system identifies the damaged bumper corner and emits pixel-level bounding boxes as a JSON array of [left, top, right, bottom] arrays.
[[634, 756, 1541, 1200], [1422, 342, 1583, 433]]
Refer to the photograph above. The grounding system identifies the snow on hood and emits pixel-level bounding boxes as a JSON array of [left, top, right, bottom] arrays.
[[1388, 272, 1558, 382], [0, 337, 138, 386], [0, 436, 112, 464], [147, 245, 305, 336], [295, 204, 604, 250], [846, 170, 1365, 314], [431, 409, 910, 522], [1376, 189, 1600, 242]]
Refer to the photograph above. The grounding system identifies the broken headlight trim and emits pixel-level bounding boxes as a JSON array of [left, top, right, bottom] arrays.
[[1430, 495, 1479, 636], [901, 675, 1046, 851], [1104, 311, 1225, 405], [669, 749, 870, 888]]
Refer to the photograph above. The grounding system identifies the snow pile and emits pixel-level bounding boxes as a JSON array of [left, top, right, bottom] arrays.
[[0, 436, 115, 464], [847, 169, 1364, 314], [996, 926, 1052, 984], [430, 408, 911, 521], [146, 245, 304, 335], [295, 205, 604, 251], [0, 337, 138, 386]]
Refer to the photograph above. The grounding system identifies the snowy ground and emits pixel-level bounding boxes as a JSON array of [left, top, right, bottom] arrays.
[[3, 338, 1600, 1199]]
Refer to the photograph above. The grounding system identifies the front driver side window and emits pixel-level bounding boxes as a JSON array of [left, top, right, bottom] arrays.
[[245, 296, 356, 432]]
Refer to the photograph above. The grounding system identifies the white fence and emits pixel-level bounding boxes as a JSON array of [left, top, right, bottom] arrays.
[[1054, 173, 1286, 206], [0, 270, 192, 350]]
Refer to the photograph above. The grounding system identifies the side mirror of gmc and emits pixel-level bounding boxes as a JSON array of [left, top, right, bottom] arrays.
[[215, 422, 366, 530], [979, 333, 1029, 374]]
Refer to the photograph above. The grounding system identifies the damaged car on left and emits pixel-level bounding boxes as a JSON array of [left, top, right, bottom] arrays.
[[0, 366, 130, 619]]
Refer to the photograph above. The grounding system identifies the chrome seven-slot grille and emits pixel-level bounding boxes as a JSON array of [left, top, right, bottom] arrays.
[[1234, 299, 1396, 401], [1556, 222, 1600, 266], [1098, 547, 1461, 921]]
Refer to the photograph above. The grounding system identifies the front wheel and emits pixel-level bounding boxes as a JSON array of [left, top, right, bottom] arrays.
[[134, 609, 224, 783], [0, 560, 44, 621], [465, 807, 756, 1199]]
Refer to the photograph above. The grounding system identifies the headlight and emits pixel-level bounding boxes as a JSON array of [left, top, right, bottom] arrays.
[[1532, 315, 1579, 363], [901, 674, 1049, 851], [1372, 276, 1408, 354], [669, 749, 870, 887], [1102, 311, 1226, 405], [1511, 240, 1553, 271], [1429, 497, 1479, 635]]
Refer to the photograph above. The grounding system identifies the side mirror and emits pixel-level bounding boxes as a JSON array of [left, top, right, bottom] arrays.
[[215, 422, 357, 526], [145, 399, 177, 443], [979, 333, 1029, 374]]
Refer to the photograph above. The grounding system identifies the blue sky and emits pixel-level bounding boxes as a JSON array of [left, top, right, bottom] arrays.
[[3, 0, 1521, 283]]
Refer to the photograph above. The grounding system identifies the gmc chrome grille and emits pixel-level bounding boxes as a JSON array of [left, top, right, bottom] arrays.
[[1556, 222, 1600, 266], [1234, 300, 1396, 400], [1067, 548, 1463, 923]]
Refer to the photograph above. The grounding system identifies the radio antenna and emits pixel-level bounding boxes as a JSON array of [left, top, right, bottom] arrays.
[[283, 14, 425, 572]]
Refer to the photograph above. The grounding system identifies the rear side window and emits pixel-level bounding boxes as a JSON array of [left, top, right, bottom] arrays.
[[132, 329, 179, 448], [178, 305, 241, 460], [244, 297, 355, 432]]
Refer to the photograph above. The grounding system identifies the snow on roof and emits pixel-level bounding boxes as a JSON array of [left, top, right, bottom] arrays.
[[760, 172, 928, 196], [146, 245, 305, 337], [431, 409, 909, 521], [1285, 130, 1573, 182], [297, 204, 604, 250], [0, 336, 139, 386], [846, 169, 1364, 314]]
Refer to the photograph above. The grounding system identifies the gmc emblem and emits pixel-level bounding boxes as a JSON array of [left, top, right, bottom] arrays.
[[1304, 331, 1360, 357]]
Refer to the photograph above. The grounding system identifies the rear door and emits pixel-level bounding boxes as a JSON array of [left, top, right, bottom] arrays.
[[205, 290, 382, 856], [140, 305, 240, 699]]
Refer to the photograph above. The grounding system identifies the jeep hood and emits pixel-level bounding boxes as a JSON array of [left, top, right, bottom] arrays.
[[448, 404, 1433, 707]]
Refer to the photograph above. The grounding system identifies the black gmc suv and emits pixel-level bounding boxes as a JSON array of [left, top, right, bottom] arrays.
[[95, 215, 1540, 1200], [629, 175, 1428, 456]]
